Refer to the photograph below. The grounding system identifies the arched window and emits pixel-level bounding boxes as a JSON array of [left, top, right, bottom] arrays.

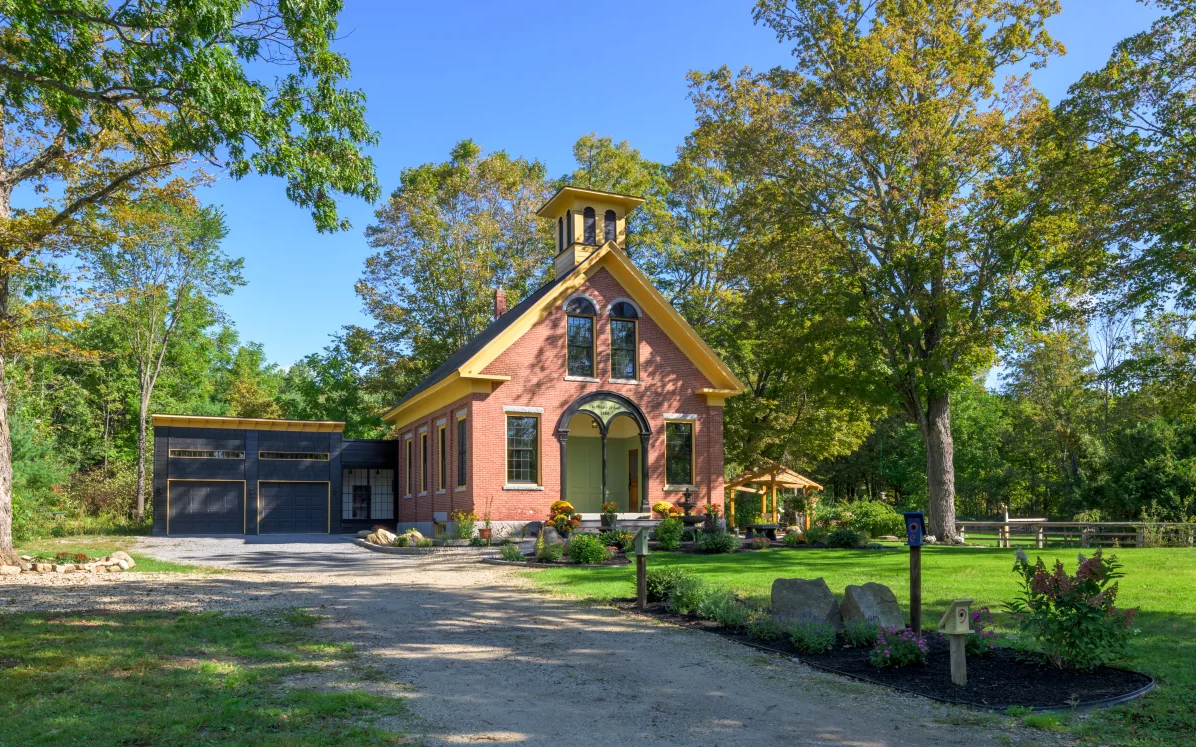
[[610, 301, 639, 380], [604, 210, 617, 243], [564, 296, 597, 377], [558, 217, 564, 250], [609, 301, 639, 319], [583, 207, 596, 244]]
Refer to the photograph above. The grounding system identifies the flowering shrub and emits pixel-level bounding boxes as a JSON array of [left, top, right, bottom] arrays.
[[960, 606, 1000, 657], [1006, 549, 1137, 670], [598, 529, 635, 552], [704, 503, 722, 518], [869, 627, 928, 667], [547, 500, 581, 534], [654, 516, 684, 550], [749, 536, 771, 550], [55, 552, 90, 564], [789, 615, 837, 653], [783, 529, 804, 547], [566, 533, 610, 564], [451, 510, 478, 539], [842, 618, 880, 648]]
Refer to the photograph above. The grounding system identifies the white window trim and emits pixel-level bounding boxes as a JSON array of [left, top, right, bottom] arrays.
[[418, 425, 428, 433], [456, 408, 468, 418], [503, 484, 545, 491], [664, 413, 698, 421], [606, 297, 643, 316], [434, 417, 446, 426], [435, 489, 446, 495], [563, 291, 599, 313], [504, 405, 544, 414], [454, 486, 467, 493], [609, 378, 641, 386], [565, 375, 600, 383]]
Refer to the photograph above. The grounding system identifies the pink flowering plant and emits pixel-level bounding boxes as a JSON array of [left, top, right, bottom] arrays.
[[868, 626, 928, 668], [939, 606, 1000, 657], [1005, 549, 1137, 670]]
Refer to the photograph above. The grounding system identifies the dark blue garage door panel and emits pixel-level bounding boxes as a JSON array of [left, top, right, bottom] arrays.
[[170, 481, 243, 534], [259, 482, 328, 534]]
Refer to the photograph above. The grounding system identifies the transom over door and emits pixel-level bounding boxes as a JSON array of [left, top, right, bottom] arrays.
[[169, 481, 244, 535], [258, 482, 328, 534]]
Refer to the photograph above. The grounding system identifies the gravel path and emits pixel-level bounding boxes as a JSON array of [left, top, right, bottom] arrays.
[[0, 545, 1070, 747]]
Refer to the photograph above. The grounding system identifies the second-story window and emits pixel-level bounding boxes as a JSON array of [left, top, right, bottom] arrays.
[[583, 206, 596, 244], [558, 216, 564, 250], [604, 210, 617, 243], [610, 301, 639, 380], [565, 296, 597, 377]]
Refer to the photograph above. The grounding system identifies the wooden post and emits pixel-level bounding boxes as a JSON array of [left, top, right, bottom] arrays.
[[910, 545, 922, 636], [727, 491, 735, 531], [636, 554, 647, 611], [948, 635, 967, 686], [771, 483, 778, 524], [1036, 525, 1045, 549]]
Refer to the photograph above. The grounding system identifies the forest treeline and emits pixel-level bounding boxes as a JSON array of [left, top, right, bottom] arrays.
[[4, 1, 1196, 543]]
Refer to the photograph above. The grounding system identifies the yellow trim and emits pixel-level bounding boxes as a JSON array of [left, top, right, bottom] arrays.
[[383, 243, 743, 427], [166, 479, 247, 536], [153, 414, 344, 432], [504, 412, 542, 487], [663, 419, 696, 490], [537, 186, 645, 218], [256, 480, 332, 534], [697, 388, 737, 407]]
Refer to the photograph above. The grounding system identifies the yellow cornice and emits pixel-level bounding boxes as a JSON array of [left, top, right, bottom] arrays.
[[152, 414, 345, 433], [383, 372, 510, 429], [537, 186, 645, 218]]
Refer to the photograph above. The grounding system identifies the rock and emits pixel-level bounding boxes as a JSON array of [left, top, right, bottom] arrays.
[[403, 529, 425, 543], [19, 562, 32, 572], [109, 551, 136, 569], [366, 529, 397, 546], [878, 535, 899, 542], [356, 529, 372, 539], [116, 560, 131, 571], [841, 583, 905, 628], [34, 563, 51, 573], [771, 577, 842, 629], [0, 565, 20, 575], [0, 549, 19, 566], [538, 526, 565, 547], [52, 564, 67, 574]]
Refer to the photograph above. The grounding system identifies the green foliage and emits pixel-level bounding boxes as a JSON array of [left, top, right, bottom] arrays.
[[962, 607, 1000, 657], [789, 616, 837, 654], [826, 528, 867, 548], [1006, 550, 1136, 670], [695, 588, 749, 630], [536, 542, 564, 563], [804, 526, 829, 545], [566, 534, 610, 565], [654, 517, 684, 550], [645, 566, 692, 603], [665, 575, 711, 616], [415, 538, 433, 548], [870, 628, 929, 668], [699, 530, 740, 554], [499, 544, 525, 562], [749, 536, 771, 550], [842, 619, 880, 648], [451, 510, 478, 540], [391, 535, 409, 548], [598, 529, 635, 553], [746, 613, 788, 642]]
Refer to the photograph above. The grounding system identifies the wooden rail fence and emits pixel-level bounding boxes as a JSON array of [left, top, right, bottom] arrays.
[[955, 520, 1196, 549]]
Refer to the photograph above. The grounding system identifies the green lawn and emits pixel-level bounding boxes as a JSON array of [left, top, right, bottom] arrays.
[[0, 610, 413, 746], [14, 535, 211, 573], [524, 546, 1196, 747]]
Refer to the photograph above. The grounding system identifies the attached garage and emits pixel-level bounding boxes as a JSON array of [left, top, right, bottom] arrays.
[[258, 481, 329, 534], [168, 480, 245, 535]]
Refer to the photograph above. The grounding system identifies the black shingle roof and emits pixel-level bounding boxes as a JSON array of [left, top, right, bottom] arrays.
[[387, 263, 581, 413]]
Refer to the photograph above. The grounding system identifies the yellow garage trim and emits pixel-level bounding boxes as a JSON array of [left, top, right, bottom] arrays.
[[256, 480, 332, 534], [165, 479, 247, 535], [153, 414, 345, 432]]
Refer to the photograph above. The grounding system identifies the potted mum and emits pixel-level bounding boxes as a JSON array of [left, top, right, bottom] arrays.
[[600, 501, 619, 528], [547, 500, 581, 536]]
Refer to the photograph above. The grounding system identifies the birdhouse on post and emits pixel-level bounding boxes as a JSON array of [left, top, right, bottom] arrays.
[[938, 599, 974, 687]]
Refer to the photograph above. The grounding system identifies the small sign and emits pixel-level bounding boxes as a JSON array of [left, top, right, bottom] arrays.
[[903, 511, 925, 547], [938, 599, 974, 635], [634, 528, 650, 556]]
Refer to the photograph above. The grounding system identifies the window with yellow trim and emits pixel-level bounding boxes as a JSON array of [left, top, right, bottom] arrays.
[[665, 421, 694, 486]]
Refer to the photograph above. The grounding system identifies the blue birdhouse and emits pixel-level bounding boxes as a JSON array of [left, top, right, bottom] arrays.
[[904, 512, 925, 547]]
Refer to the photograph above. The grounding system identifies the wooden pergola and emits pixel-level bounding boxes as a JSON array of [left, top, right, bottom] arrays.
[[725, 460, 823, 529]]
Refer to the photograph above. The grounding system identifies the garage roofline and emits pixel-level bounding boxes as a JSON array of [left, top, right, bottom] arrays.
[[152, 414, 345, 433]]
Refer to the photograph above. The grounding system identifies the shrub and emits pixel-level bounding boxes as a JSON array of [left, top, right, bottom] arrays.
[[566, 533, 610, 564], [826, 527, 867, 548], [598, 529, 635, 552], [666, 575, 711, 615], [415, 538, 433, 548], [1005, 550, 1136, 670], [805, 526, 829, 545], [391, 534, 410, 548], [746, 613, 788, 642], [839, 501, 904, 537], [789, 615, 837, 653], [842, 618, 880, 648], [469, 536, 486, 546], [537, 542, 564, 562], [749, 536, 771, 550], [499, 544, 525, 562], [783, 530, 804, 547], [869, 627, 928, 667], [699, 530, 740, 554], [695, 588, 747, 629], [451, 510, 478, 539], [645, 566, 691, 603], [654, 516, 684, 550]]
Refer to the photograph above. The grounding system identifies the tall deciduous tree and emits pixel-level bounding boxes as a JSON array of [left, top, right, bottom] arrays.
[[691, 0, 1078, 540], [88, 201, 243, 519], [0, 0, 379, 551], [359, 140, 553, 395]]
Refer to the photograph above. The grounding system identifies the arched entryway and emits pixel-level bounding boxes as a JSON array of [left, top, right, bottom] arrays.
[[556, 391, 651, 514]]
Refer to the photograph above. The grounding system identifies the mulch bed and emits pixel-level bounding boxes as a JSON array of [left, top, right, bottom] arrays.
[[618, 601, 1153, 711]]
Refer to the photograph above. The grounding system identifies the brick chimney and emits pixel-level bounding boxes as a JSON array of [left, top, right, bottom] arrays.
[[493, 287, 507, 319]]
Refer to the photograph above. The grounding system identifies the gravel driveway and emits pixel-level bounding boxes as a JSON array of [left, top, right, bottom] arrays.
[[134, 534, 402, 572], [1, 544, 1068, 747]]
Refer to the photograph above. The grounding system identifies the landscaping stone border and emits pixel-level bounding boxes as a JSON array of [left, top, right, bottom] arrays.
[[352, 538, 530, 557], [4, 551, 136, 575]]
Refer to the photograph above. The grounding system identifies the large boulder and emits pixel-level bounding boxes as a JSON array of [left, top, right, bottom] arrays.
[[366, 528, 397, 546], [109, 551, 136, 570], [0, 565, 21, 575], [0, 549, 19, 566], [356, 529, 372, 539], [841, 583, 904, 629], [538, 526, 565, 546], [403, 529, 425, 543], [771, 577, 842, 630]]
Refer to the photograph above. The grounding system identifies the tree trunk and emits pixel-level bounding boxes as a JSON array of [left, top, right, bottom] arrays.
[[135, 392, 149, 520], [921, 392, 960, 543], [0, 182, 13, 555]]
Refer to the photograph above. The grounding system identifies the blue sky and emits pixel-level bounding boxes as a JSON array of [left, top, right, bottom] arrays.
[[205, 0, 1164, 367]]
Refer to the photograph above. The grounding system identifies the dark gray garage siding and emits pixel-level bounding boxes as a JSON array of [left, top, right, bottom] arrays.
[[259, 482, 328, 534], [169, 481, 244, 534]]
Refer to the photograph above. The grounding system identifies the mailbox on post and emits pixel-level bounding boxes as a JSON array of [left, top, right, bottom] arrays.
[[903, 512, 925, 547], [634, 528, 650, 557]]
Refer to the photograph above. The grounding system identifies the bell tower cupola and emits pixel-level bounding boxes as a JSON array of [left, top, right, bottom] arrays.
[[537, 186, 645, 279]]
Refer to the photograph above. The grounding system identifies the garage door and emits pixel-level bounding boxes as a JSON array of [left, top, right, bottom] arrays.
[[259, 482, 328, 534], [169, 481, 244, 535]]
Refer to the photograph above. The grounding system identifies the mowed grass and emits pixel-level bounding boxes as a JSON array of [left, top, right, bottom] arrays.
[[14, 535, 210, 573], [524, 546, 1196, 747], [0, 610, 412, 746]]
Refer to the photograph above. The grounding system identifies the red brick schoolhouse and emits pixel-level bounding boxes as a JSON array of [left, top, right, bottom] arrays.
[[383, 187, 744, 537]]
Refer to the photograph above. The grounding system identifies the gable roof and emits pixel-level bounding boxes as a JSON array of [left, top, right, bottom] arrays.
[[382, 242, 745, 426]]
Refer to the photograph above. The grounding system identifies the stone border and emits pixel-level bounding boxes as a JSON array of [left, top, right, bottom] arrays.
[[353, 538, 522, 557], [3, 551, 135, 575]]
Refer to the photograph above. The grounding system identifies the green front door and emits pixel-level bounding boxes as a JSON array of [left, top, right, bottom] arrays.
[[566, 437, 603, 512]]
